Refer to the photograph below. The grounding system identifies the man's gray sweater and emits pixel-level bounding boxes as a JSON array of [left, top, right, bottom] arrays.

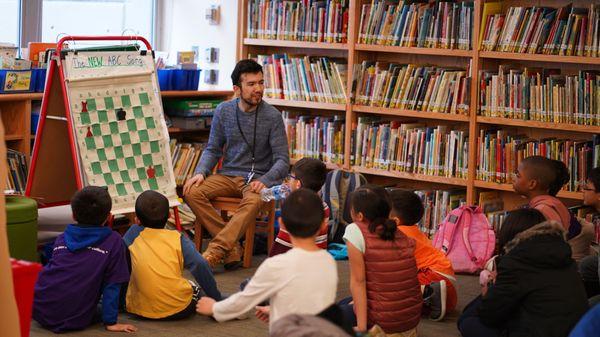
[[195, 98, 290, 187]]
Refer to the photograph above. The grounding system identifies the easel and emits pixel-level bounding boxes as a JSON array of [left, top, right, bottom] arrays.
[[25, 36, 182, 231]]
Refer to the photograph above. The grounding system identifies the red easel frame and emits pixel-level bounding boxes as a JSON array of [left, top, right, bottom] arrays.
[[26, 35, 182, 231]]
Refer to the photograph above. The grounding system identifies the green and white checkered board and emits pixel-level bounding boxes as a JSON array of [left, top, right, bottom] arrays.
[[69, 81, 177, 213]]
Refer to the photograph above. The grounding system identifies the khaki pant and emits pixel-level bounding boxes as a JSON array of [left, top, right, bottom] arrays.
[[0, 121, 21, 336], [185, 174, 264, 257]]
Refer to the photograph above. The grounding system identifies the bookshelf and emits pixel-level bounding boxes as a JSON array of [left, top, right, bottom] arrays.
[[238, 0, 599, 206]]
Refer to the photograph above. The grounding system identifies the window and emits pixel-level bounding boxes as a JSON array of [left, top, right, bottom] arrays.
[[0, 0, 20, 45], [42, 0, 155, 43]]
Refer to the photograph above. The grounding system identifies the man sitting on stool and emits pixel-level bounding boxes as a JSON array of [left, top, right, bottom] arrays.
[[183, 59, 289, 270]]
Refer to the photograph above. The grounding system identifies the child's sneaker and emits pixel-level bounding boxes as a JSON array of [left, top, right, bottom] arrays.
[[425, 280, 447, 321]]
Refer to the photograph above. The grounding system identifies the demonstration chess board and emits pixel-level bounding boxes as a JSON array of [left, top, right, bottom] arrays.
[[69, 81, 177, 213]]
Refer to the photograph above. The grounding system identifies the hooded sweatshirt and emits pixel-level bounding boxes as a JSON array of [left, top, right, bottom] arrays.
[[33, 224, 129, 332], [478, 221, 588, 337]]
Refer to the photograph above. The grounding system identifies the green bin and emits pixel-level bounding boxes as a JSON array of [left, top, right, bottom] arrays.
[[6, 196, 38, 261]]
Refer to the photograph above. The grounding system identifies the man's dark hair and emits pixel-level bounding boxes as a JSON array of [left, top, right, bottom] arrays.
[[71, 186, 112, 226], [281, 188, 325, 238], [231, 59, 263, 87], [292, 158, 327, 192], [588, 167, 600, 191], [135, 190, 170, 229], [389, 189, 424, 226]]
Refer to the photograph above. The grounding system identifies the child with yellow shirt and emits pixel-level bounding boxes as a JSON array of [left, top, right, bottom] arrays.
[[123, 190, 222, 320], [389, 189, 457, 321]]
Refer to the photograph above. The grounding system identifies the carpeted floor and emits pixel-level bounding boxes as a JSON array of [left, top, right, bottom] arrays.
[[30, 257, 479, 337]]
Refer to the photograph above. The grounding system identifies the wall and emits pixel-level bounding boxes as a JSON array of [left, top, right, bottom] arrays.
[[158, 0, 238, 90]]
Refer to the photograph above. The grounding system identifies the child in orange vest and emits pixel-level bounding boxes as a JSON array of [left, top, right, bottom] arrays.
[[341, 185, 421, 335], [389, 189, 457, 321]]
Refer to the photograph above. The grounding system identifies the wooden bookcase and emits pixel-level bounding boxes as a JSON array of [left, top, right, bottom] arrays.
[[237, 0, 600, 208]]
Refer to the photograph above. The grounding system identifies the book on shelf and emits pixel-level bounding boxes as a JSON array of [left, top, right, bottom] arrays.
[[352, 61, 470, 115], [170, 139, 206, 186], [254, 53, 347, 104], [413, 188, 466, 238], [246, 0, 349, 43], [358, 0, 473, 50], [476, 129, 600, 192], [479, 65, 600, 126], [282, 110, 345, 165], [480, 3, 600, 57], [351, 117, 468, 179], [5, 149, 28, 194], [487, 210, 508, 233]]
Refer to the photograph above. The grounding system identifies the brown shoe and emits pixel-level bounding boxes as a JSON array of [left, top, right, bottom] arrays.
[[202, 250, 223, 269], [223, 243, 243, 270]]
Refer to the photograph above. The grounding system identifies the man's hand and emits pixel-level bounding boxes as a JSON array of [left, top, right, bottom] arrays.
[[249, 180, 266, 194], [105, 323, 137, 333], [254, 305, 270, 323], [183, 174, 205, 196], [196, 297, 216, 316]]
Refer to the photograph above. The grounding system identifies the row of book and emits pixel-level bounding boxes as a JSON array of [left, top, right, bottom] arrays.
[[170, 140, 206, 186], [358, 0, 473, 50], [351, 118, 469, 179], [255, 54, 347, 104], [479, 66, 600, 125], [282, 111, 345, 165], [480, 2, 600, 57], [246, 0, 349, 43], [476, 130, 600, 192], [5, 149, 28, 194], [352, 61, 470, 115], [414, 188, 466, 238]]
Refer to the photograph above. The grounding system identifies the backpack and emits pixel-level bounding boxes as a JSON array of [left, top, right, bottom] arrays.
[[432, 205, 496, 274], [321, 170, 367, 243]]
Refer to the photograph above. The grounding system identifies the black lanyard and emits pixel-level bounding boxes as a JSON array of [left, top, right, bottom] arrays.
[[235, 101, 259, 173]]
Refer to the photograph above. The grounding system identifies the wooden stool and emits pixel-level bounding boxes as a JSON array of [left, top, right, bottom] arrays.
[[195, 197, 275, 268]]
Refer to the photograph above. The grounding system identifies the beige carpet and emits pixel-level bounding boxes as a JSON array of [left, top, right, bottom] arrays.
[[30, 257, 479, 337]]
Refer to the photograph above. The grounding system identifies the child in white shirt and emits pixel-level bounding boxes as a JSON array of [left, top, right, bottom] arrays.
[[196, 188, 338, 328]]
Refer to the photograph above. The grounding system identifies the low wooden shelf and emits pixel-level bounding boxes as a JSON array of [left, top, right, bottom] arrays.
[[264, 98, 346, 111], [479, 51, 600, 65], [477, 116, 600, 133], [244, 38, 348, 50], [353, 105, 470, 122], [352, 166, 468, 187], [355, 44, 473, 57], [474, 180, 583, 200]]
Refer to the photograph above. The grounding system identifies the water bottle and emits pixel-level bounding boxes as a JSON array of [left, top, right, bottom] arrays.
[[260, 184, 291, 202]]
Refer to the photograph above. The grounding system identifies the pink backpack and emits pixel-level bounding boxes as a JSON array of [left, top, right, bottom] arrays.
[[432, 205, 496, 274]]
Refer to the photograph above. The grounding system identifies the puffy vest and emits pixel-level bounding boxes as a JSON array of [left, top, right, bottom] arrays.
[[358, 224, 422, 333]]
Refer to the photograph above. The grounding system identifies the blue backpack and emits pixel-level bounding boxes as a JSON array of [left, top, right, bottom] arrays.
[[321, 170, 367, 243]]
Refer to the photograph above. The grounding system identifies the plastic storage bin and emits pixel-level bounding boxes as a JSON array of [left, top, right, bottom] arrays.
[[6, 196, 38, 262], [157, 69, 201, 91], [12, 259, 42, 337]]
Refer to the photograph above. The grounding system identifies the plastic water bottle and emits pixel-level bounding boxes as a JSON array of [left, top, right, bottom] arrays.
[[260, 184, 291, 202]]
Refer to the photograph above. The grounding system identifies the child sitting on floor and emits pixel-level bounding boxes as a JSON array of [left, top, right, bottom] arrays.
[[513, 155, 593, 261], [458, 208, 588, 337], [269, 157, 329, 256], [389, 189, 457, 321], [33, 186, 136, 333], [124, 190, 222, 320], [196, 188, 337, 329], [578, 167, 600, 300], [341, 185, 422, 336]]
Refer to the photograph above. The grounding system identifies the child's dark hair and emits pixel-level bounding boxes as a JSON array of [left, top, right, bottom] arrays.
[[281, 188, 325, 238], [351, 184, 396, 241], [522, 156, 570, 196], [497, 208, 546, 252], [588, 167, 600, 191], [135, 190, 169, 229], [292, 158, 327, 192], [71, 186, 112, 226], [389, 189, 424, 226], [231, 59, 263, 86]]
